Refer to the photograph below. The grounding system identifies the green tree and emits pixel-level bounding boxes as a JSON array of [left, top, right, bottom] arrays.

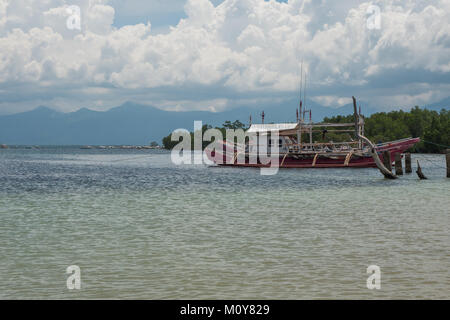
[[223, 120, 246, 130]]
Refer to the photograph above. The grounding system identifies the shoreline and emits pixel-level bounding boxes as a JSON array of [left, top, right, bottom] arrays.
[[0, 145, 447, 155], [0, 145, 164, 150]]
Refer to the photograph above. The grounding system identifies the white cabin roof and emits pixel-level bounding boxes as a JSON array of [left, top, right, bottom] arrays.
[[247, 123, 298, 133]]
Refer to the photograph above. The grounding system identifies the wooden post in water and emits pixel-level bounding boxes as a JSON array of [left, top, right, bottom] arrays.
[[405, 152, 412, 174], [382, 151, 392, 172], [395, 153, 403, 175], [446, 149, 450, 178], [416, 160, 427, 180]]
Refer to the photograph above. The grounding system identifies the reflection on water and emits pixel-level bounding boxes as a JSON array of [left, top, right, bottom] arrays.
[[0, 148, 449, 299]]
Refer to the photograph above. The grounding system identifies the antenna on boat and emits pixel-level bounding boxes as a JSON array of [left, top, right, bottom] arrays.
[[299, 59, 303, 122], [299, 100, 303, 121], [303, 72, 307, 121], [261, 111, 265, 124], [249, 115, 252, 127]]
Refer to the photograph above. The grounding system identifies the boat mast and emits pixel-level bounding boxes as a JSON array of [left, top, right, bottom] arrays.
[[299, 59, 303, 122], [297, 60, 303, 148], [304, 73, 313, 145]]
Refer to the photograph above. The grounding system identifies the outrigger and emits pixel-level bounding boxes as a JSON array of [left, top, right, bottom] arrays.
[[206, 97, 419, 178]]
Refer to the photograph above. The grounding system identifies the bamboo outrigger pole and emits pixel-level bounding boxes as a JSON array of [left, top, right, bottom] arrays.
[[352, 96, 397, 179]]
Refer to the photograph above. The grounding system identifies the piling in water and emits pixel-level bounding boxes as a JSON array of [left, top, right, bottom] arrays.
[[395, 153, 403, 175], [446, 149, 450, 178], [416, 160, 427, 180], [382, 151, 392, 172], [405, 152, 412, 174]]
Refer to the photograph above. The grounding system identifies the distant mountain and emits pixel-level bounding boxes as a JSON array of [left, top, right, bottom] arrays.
[[0, 102, 221, 145], [0, 98, 447, 145]]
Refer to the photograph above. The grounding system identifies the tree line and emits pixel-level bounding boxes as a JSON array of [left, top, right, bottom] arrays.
[[323, 107, 449, 153], [162, 120, 247, 150], [162, 107, 449, 153]]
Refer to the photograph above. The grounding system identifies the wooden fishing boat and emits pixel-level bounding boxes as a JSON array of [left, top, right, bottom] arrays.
[[205, 97, 419, 172]]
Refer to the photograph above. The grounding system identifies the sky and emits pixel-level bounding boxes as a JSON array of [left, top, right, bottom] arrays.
[[0, 0, 449, 115]]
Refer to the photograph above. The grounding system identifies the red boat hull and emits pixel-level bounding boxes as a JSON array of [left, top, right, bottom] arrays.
[[206, 138, 420, 169]]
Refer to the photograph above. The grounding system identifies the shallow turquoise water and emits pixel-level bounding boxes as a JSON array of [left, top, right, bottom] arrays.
[[0, 148, 448, 299]]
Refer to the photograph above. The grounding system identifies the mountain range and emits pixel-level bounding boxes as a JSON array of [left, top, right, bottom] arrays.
[[0, 97, 449, 145]]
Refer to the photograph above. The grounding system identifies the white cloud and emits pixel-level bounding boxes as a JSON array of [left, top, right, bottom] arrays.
[[0, 0, 449, 114], [312, 96, 353, 107]]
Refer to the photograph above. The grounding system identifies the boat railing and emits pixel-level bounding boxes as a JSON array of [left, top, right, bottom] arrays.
[[375, 137, 417, 148]]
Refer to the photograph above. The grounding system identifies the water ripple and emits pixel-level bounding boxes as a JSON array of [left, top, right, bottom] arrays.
[[0, 148, 449, 299]]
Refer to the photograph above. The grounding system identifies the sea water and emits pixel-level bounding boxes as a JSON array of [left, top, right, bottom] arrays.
[[0, 147, 448, 299]]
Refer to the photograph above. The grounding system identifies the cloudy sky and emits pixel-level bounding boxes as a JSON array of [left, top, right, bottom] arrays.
[[0, 0, 449, 114]]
